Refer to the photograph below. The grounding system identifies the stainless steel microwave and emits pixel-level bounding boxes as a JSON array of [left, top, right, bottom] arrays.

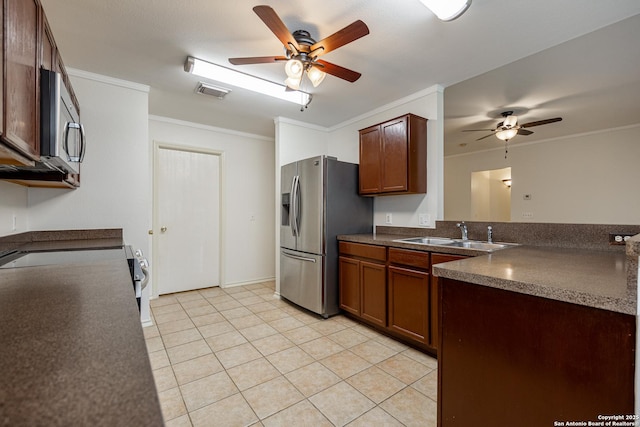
[[40, 69, 85, 174]]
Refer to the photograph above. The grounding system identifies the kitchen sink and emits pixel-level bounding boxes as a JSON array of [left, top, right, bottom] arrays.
[[446, 241, 515, 251], [393, 236, 517, 252], [394, 237, 456, 245]]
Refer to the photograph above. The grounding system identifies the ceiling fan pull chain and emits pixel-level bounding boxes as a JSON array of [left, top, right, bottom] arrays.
[[504, 142, 508, 159]]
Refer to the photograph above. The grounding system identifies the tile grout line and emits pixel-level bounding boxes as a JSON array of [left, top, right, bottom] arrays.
[[147, 282, 438, 426]]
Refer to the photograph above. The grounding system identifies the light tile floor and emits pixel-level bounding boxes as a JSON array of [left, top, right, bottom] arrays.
[[144, 281, 438, 427]]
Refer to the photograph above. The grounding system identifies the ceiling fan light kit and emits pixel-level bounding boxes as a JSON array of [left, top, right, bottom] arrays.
[[496, 128, 518, 141], [419, 0, 472, 21], [502, 114, 518, 129], [228, 5, 369, 94], [306, 66, 327, 87], [185, 56, 311, 107], [462, 110, 563, 158]]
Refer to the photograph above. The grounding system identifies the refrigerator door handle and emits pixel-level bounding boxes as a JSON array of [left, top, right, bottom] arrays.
[[289, 175, 298, 237], [282, 250, 317, 263], [291, 175, 301, 237]]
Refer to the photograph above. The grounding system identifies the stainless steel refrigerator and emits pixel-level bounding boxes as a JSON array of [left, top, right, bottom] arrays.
[[280, 155, 373, 317]]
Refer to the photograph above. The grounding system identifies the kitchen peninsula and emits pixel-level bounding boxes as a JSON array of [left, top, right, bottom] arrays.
[[339, 221, 638, 426]]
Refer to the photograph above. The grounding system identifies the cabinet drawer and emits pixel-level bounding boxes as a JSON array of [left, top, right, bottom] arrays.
[[389, 248, 429, 270], [339, 242, 386, 262]]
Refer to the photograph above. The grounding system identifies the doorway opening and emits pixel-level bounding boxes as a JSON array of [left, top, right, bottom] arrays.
[[470, 167, 511, 221]]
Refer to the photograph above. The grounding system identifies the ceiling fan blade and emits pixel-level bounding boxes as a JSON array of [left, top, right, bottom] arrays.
[[253, 5, 299, 51], [314, 60, 361, 82], [462, 129, 496, 132], [310, 20, 369, 56], [475, 134, 495, 141], [518, 128, 534, 136], [520, 117, 563, 128], [229, 56, 287, 65]]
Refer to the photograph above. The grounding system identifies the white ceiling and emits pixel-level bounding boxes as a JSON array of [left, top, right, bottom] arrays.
[[40, 0, 640, 155]]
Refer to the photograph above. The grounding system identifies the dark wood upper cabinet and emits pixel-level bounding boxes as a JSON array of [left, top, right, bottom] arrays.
[[1, 0, 41, 166], [0, 0, 81, 188], [358, 114, 427, 196], [41, 13, 56, 73]]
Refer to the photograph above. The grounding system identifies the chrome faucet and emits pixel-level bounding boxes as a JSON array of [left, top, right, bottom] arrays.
[[487, 226, 493, 243], [456, 222, 468, 241]]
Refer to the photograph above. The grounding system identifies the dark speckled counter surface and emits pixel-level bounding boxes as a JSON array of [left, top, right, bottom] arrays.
[[337, 232, 502, 257], [338, 226, 637, 316], [433, 245, 632, 315], [0, 230, 163, 426]]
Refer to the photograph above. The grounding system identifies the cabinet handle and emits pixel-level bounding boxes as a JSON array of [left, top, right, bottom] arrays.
[[160, 226, 167, 233]]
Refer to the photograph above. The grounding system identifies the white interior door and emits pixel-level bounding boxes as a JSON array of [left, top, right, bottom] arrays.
[[155, 146, 221, 295]]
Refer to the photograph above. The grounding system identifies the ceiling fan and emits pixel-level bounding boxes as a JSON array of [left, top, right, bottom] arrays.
[[229, 5, 369, 91], [464, 111, 563, 142]]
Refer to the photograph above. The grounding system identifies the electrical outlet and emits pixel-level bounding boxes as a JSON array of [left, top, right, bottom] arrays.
[[385, 213, 393, 224], [609, 233, 636, 245], [12, 214, 17, 231], [522, 212, 533, 219], [418, 213, 430, 226]]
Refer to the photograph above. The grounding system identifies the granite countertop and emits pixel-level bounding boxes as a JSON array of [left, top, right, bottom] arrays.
[[338, 232, 635, 316], [0, 234, 163, 426], [337, 233, 500, 256], [0, 229, 124, 255], [433, 245, 633, 315]]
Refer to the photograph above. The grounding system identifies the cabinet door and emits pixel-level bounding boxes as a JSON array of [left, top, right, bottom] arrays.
[[3, 0, 40, 161], [358, 125, 381, 194], [380, 116, 408, 192], [41, 15, 56, 71], [360, 260, 387, 327], [430, 253, 468, 350], [388, 265, 429, 343], [339, 256, 361, 316]]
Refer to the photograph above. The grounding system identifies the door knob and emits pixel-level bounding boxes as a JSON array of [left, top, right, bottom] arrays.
[[161, 226, 168, 233]]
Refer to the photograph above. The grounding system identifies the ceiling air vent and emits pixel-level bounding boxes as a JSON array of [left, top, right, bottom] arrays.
[[195, 82, 231, 99]]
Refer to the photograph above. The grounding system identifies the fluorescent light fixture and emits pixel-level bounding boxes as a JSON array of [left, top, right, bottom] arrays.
[[419, 0, 472, 21], [185, 56, 311, 106]]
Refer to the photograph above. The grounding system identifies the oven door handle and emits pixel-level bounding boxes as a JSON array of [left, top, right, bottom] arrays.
[[138, 258, 150, 290]]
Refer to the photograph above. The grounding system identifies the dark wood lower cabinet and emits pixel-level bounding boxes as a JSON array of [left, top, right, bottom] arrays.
[[438, 278, 635, 427], [360, 260, 386, 327], [388, 265, 429, 344], [430, 254, 467, 350], [339, 243, 464, 355], [338, 242, 387, 328], [338, 256, 360, 316]]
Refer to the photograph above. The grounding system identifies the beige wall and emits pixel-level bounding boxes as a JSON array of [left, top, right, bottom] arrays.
[[445, 125, 640, 224]]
